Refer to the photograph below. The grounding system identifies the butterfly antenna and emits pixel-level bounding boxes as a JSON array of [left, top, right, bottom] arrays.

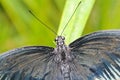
[[60, 1, 81, 36], [29, 10, 57, 35]]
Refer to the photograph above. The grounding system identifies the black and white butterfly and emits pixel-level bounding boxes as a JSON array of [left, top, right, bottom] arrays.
[[0, 30, 120, 80]]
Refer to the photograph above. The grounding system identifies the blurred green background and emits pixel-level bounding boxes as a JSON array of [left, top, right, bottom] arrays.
[[0, 0, 120, 53]]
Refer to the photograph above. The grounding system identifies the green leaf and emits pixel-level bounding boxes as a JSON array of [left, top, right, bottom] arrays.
[[58, 0, 95, 45]]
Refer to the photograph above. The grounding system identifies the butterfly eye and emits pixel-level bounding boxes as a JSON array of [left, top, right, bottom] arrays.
[[62, 36, 65, 40], [55, 38, 58, 42]]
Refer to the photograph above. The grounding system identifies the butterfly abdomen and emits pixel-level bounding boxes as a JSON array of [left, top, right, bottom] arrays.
[[60, 62, 71, 80]]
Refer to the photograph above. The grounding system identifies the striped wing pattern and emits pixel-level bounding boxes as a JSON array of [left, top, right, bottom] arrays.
[[70, 30, 120, 80], [0, 46, 55, 80]]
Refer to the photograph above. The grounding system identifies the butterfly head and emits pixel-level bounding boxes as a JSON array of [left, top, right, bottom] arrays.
[[55, 36, 65, 47]]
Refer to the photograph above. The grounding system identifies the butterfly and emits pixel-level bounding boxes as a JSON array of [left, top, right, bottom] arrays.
[[0, 30, 120, 80]]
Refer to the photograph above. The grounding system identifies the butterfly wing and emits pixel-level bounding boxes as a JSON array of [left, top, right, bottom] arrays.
[[0, 46, 62, 80], [69, 30, 120, 80]]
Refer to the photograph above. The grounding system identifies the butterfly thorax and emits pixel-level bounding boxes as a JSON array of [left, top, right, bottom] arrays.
[[54, 36, 72, 80], [54, 36, 72, 62]]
